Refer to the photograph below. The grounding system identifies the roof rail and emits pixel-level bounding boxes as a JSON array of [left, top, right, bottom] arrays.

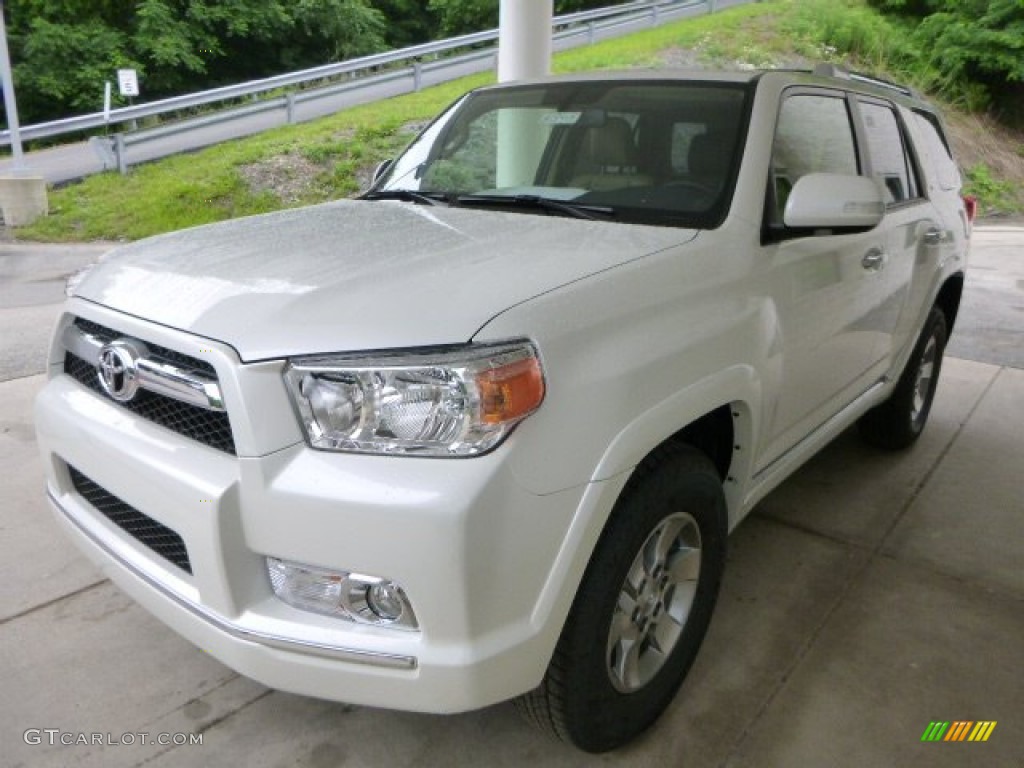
[[811, 63, 920, 99]]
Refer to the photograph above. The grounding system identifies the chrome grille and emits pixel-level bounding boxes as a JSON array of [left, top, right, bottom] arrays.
[[63, 318, 236, 455], [68, 465, 192, 574], [72, 317, 218, 377]]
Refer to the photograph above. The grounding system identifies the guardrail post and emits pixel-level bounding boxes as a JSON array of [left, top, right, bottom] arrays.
[[88, 136, 117, 170], [587, 21, 596, 44], [709, 0, 717, 12], [652, 5, 660, 25], [413, 61, 423, 92], [286, 92, 296, 124], [114, 133, 128, 175]]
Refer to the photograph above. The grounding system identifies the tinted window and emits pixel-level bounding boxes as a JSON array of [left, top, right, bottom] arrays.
[[912, 111, 961, 192], [769, 93, 858, 225], [378, 81, 751, 229], [669, 123, 707, 173], [860, 102, 919, 203]]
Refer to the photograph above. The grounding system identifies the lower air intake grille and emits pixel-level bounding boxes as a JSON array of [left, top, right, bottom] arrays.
[[68, 465, 192, 575]]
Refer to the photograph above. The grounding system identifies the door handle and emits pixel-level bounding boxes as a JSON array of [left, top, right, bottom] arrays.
[[862, 248, 886, 271], [923, 228, 943, 245]]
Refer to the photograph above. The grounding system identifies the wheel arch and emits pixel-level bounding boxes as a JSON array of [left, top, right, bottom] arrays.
[[521, 442, 729, 751], [528, 367, 759, 681], [589, 364, 759, 529], [934, 271, 964, 335], [668, 406, 735, 479]]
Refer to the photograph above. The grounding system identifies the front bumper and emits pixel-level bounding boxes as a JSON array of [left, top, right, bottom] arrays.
[[34, 308, 587, 713]]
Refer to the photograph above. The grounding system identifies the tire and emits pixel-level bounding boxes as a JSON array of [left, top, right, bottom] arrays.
[[858, 307, 948, 450], [516, 444, 727, 753]]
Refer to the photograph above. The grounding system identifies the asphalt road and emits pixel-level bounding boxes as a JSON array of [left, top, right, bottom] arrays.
[[945, 225, 1024, 368]]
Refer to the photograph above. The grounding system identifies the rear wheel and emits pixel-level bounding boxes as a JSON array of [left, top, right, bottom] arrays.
[[859, 307, 948, 450], [516, 445, 727, 752]]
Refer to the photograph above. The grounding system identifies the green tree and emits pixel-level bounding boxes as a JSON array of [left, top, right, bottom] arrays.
[[916, 1, 1024, 83], [13, 18, 138, 117], [7, 0, 636, 125], [428, 0, 498, 36], [374, 0, 439, 47], [7, 0, 388, 123], [868, 0, 1024, 112], [289, 0, 387, 62]]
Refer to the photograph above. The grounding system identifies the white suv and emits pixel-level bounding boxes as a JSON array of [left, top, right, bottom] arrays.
[[36, 66, 971, 752]]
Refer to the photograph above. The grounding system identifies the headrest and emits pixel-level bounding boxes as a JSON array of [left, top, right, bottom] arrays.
[[688, 133, 729, 178], [583, 117, 636, 167]]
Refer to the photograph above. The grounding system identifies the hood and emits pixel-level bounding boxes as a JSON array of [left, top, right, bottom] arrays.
[[75, 200, 695, 360]]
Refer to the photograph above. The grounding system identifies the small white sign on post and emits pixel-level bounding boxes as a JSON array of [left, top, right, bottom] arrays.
[[117, 69, 139, 98]]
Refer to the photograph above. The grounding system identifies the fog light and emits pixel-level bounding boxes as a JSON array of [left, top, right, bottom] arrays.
[[367, 582, 405, 621], [267, 558, 418, 630]]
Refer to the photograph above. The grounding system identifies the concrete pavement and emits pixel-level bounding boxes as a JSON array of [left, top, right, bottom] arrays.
[[945, 224, 1024, 369], [1, 228, 1021, 767], [0, 240, 115, 381]]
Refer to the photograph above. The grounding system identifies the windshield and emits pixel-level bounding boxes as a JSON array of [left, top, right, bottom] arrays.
[[373, 80, 752, 228]]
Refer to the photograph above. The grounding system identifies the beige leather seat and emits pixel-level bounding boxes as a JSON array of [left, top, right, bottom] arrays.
[[686, 133, 730, 191], [569, 117, 653, 191]]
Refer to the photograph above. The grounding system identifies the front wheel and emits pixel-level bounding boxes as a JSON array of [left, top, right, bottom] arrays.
[[516, 445, 727, 752], [859, 307, 948, 450]]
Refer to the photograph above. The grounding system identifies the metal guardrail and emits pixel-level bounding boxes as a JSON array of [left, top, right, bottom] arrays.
[[1, 24, 495, 146], [2, 0, 737, 174]]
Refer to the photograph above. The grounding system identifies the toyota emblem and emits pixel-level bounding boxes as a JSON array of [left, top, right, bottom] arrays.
[[97, 340, 145, 402]]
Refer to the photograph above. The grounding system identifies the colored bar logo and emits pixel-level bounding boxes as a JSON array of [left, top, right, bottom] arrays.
[[921, 721, 997, 742]]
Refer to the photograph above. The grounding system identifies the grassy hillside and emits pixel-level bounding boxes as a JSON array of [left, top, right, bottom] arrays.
[[15, 0, 1023, 242]]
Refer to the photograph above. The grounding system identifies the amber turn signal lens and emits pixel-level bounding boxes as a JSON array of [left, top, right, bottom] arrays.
[[477, 357, 545, 425]]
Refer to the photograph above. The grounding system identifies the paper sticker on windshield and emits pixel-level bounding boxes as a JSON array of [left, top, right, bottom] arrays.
[[541, 112, 581, 125]]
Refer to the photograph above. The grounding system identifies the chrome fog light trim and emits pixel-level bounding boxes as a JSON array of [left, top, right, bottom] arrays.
[[267, 558, 419, 631]]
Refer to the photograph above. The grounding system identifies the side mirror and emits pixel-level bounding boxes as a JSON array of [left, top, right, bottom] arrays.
[[372, 159, 393, 184], [783, 173, 884, 230]]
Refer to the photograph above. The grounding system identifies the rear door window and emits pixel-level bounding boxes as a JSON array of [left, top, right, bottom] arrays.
[[859, 101, 920, 204]]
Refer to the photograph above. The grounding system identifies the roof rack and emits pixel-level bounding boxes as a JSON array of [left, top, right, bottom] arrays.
[[811, 63, 920, 99]]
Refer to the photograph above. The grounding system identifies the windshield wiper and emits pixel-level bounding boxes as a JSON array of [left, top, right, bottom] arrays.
[[455, 194, 615, 221], [361, 189, 453, 206]]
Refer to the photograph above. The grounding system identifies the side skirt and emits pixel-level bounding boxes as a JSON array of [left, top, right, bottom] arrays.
[[738, 379, 890, 520]]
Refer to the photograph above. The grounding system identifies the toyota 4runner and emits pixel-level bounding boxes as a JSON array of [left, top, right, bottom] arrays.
[[35, 65, 971, 752]]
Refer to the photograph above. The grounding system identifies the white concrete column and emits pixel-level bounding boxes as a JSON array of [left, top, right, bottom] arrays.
[[497, 0, 553, 83], [495, 1, 553, 189]]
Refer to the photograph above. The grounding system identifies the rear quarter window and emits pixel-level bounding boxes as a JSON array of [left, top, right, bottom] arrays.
[[911, 111, 961, 192]]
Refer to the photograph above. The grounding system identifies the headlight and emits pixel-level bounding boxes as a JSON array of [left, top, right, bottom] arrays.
[[284, 341, 544, 456]]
